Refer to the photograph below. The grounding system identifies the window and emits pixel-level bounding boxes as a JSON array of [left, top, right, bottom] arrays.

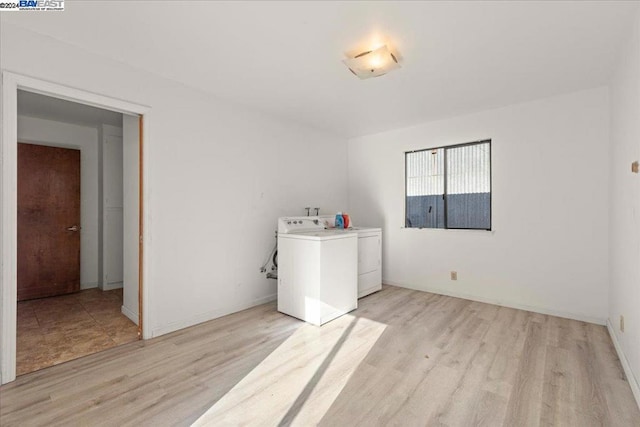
[[405, 140, 491, 230]]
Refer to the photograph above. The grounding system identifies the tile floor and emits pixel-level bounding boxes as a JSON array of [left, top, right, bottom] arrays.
[[16, 288, 139, 376]]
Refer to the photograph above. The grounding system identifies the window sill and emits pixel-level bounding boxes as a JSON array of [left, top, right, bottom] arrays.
[[401, 227, 495, 235]]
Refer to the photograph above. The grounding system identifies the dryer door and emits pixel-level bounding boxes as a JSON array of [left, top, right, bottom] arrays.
[[358, 235, 380, 275]]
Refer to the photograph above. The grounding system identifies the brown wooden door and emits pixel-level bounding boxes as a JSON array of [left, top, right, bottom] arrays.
[[18, 143, 81, 301]]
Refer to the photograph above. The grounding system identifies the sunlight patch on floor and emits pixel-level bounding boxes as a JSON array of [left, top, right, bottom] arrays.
[[193, 314, 387, 426]]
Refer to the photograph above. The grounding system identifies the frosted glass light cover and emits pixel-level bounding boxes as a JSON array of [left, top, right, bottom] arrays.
[[343, 45, 400, 79]]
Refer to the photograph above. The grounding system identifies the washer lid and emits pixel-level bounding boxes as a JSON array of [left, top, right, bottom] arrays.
[[278, 230, 357, 241]]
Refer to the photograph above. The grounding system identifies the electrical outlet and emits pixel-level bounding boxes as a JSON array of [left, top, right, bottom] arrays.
[[632, 161, 639, 174], [620, 315, 625, 333], [451, 271, 457, 281]]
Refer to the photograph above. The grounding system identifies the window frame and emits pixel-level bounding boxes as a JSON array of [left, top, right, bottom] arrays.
[[404, 139, 492, 231]]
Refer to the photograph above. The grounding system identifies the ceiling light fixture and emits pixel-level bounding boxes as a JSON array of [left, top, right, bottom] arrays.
[[343, 44, 400, 80]]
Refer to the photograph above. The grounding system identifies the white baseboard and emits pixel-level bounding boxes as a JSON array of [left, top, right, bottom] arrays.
[[150, 293, 277, 338], [121, 305, 139, 325], [103, 281, 123, 291], [606, 319, 640, 409], [80, 281, 99, 290], [383, 280, 606, 325]]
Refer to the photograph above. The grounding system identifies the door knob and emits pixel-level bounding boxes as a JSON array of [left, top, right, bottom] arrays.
[[66, 225, 79, 232]]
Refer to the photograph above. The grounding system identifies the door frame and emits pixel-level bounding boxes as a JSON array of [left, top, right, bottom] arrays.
[[1, 71, 151, 384]]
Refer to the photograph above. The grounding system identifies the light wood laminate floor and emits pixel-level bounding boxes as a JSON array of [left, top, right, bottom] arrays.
[[16, 288, 139, 375], [1, 285, 638, 426]]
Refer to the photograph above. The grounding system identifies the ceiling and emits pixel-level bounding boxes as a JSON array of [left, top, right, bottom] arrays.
[[4, 1, 638, 137], [18, 90, 123, 128]]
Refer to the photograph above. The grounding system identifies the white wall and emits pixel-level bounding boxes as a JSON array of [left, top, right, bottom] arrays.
[[348, 88, 610, 323], [17, 115, 100, 289], [609, 7, 640, 404], [1, 23, 348, 337]]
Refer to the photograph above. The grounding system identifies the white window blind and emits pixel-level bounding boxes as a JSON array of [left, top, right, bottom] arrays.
[[405, 140, 491, 230]]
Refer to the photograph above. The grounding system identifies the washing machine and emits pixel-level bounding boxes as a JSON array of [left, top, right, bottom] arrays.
[[277, 217, 357, 326]]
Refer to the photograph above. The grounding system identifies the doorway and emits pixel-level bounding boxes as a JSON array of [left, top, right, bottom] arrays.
[[1, 72, 150, 384], [15, 93, 142, 375]]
